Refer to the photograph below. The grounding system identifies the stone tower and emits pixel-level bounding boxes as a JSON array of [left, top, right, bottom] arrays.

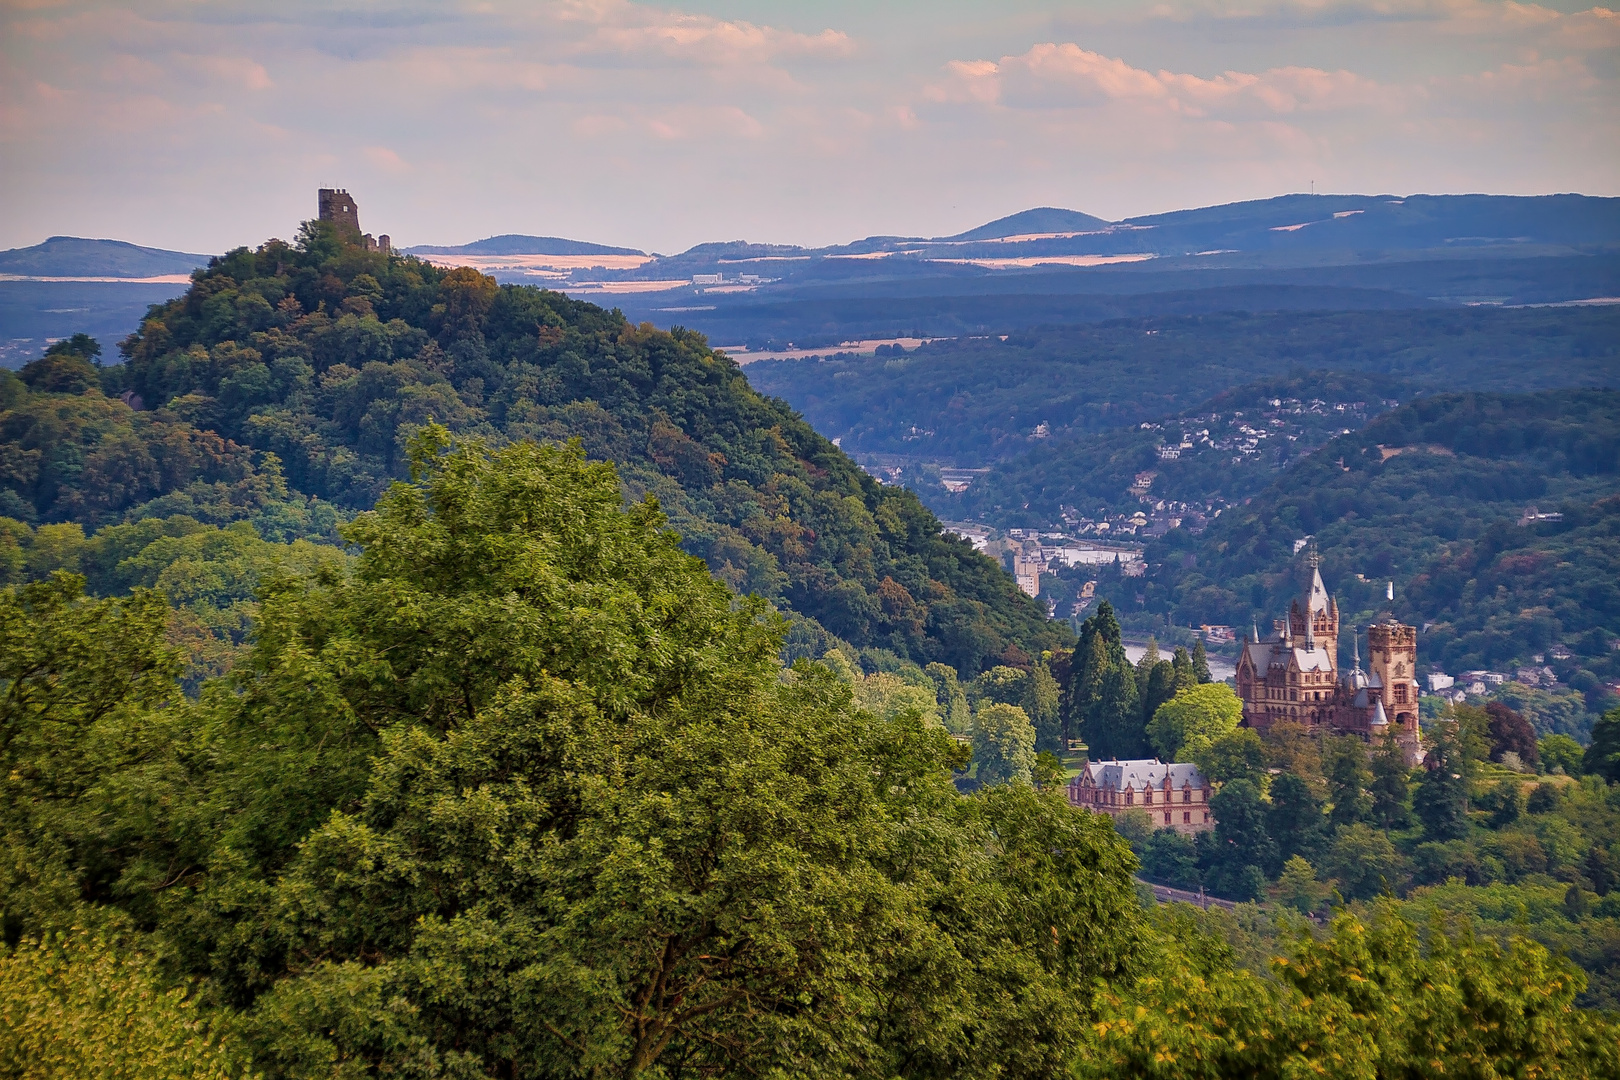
[[1367, 620, 1420, 759], [318, 188, 362, 238]]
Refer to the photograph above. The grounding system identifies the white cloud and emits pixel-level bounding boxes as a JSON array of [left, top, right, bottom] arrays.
[[934, 42, 1402, 119]]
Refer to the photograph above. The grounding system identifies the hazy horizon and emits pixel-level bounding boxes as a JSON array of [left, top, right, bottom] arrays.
[[4, 1, 1616, 255]]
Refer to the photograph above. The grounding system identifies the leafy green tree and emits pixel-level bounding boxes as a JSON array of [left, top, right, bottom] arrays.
[[1322, 823, 1405, 900], [1026, 657, 1062, 751], [1093, 662, 1145, 760], [1079, 907, 1620, 1079], [0, 573, 187, 935], [195, 431, 1140, 1076], [1324, 736, 1373, 830], [1485, 777, 1526, 828], [1541, 733, 1585, 776], [0, 929, 249, 1079], [1145, 683, 1242, 761], [973, 702, 1038, 786], [1136, 659, 1178, 740], [1063, 601, 1145, 757], [1273, 855, 1329, 914], [1192, 728, 1268, 788]]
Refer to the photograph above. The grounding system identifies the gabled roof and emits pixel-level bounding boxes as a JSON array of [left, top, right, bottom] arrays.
[[1084, 758, 1208, 792]]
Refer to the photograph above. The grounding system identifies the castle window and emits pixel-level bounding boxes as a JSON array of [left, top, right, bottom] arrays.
[[1164, 813, 1172, 824], [1182, 790, 1191, 803], [1143, 790, 1152, 804], [1394, 685, 1408, 704], [1183, 812, 1191, 824], [1202, 812, 1210, 822]]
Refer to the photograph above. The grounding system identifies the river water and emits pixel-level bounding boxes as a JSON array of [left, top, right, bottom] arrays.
[[1123, 642, 1237, 682]]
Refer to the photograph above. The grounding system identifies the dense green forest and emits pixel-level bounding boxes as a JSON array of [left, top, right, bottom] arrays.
[[4, 430, 1617, 1076], [745, 307, 1620, 465], [1145, 391, 1620, 691], [0, 227, 1066, 674]]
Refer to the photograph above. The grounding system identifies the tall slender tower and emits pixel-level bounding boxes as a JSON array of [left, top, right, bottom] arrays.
[[1288, 551, 1339, 665], [1367, 620, 1420, 760]]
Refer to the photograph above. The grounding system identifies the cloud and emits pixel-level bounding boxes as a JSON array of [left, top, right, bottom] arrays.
[[363, 145, 410, 172], [933, 43, 1401, 119], [185, 55, 273, 91], [551, 0, 853, 67]]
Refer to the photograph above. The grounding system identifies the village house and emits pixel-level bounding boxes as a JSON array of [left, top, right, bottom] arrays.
[[1069, 759, 1214, 835]]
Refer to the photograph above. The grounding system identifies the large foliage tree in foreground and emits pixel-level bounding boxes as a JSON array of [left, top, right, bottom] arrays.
[[1, 428, 1142, 1078]]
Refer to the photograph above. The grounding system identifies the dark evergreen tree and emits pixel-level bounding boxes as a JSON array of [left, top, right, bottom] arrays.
[[1138, 660, 1179, 738], [1368, 730, 1412, 829], [1171, 646, 1195, 692], [1415, 727, 1472, 841], [1267, 773, 1328, 867], [1191, 640, 1212, 684], [1583, 706, 1620, 784], [1201, 778, 1277, 899], [1325, 736, 1373, 830], [1092, 662, 1145, 759]]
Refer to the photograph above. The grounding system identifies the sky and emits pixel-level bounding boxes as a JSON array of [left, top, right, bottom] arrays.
[[2, 0, 1616, 254]]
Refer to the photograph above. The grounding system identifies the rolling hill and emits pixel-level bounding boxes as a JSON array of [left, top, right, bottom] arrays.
[[0, 236, 208, 278], [2, 222, 1067, 674]]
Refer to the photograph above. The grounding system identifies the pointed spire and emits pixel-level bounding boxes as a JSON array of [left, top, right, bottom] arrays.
[[1351, 631, 1361, 671], [1371, 698, 1388, 727]]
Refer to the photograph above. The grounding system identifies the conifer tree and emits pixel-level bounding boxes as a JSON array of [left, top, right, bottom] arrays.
[[1191, 640, 1212, 684], [1369, 729, 1412, 829], [1171, 646, 1195, 692]]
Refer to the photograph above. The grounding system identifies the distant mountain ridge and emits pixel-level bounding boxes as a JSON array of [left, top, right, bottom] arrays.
[[403, 234, 645, 257], [0, 237, 209, 278]]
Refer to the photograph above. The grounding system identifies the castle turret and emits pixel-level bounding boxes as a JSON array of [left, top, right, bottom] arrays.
[[1288, 552, 1339, 663]]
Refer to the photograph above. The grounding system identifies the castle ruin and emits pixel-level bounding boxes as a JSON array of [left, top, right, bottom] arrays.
[[318, 188, 390, 254]]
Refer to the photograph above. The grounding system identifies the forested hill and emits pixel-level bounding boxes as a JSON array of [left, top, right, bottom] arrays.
[[13, 222, 1064, 673], [1157, 390, 1620, 693]]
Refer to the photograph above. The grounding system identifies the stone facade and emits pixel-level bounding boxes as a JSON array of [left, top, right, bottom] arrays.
[[318, 188, 390, 254], [1069, 758, 1213, 835], [1235, 556, 1421, 763]]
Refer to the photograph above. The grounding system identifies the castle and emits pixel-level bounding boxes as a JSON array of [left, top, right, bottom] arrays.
[[1235, 555, 1422, 763], [318, 189, 390, 254]]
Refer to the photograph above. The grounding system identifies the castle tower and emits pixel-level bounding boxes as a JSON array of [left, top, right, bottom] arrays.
[[1287, 552, 1339, 664], [1367, 620, 1421, 761], [318, 188, 362, 240]]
